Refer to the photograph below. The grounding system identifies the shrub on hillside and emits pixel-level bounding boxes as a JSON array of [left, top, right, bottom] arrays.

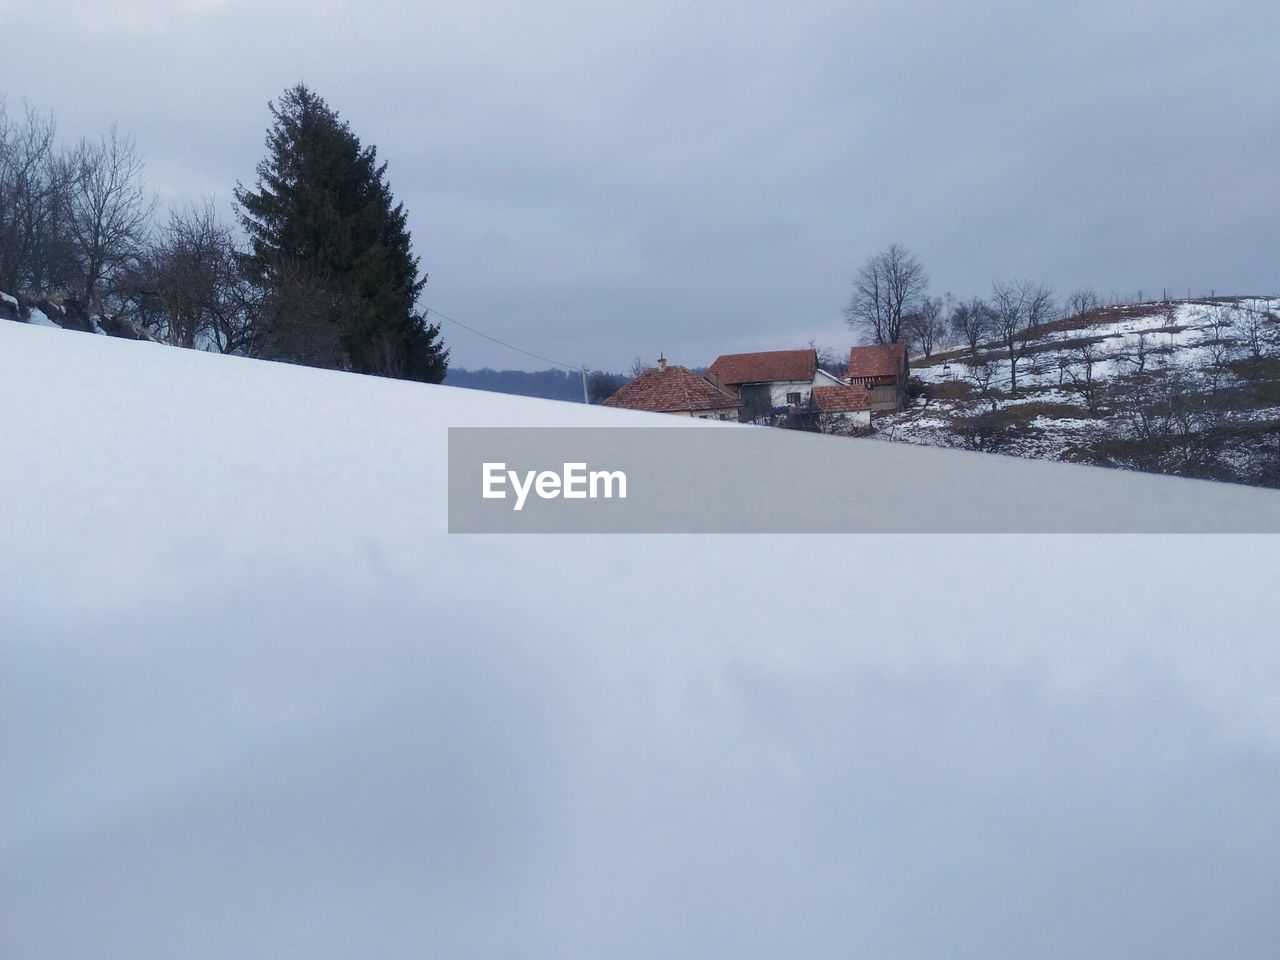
[[927, 379, 975, 403]]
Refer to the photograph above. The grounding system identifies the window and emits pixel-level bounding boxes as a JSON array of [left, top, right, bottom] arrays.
[[786, 392, 802, 405]]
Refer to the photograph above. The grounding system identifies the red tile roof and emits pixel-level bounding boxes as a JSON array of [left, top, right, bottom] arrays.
[[811, 385, 872, 413], [603, 364, 740, 414], [848, 343, 908, 379], [706, 348, 817, 387]]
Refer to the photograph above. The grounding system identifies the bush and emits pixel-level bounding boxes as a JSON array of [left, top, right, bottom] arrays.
[[951, 408, 1016, 453], [926, 379, 975, 402]]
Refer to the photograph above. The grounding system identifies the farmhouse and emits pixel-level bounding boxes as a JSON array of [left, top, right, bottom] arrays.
[[847, 343, 910, 411], [603, 356, 740, 420], [706, 348, 843, 420]]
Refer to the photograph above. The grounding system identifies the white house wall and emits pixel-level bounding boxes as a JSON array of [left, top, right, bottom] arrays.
[[761, 371, 847, 408], [766, 380, 817, 407], [690, 407, 739, 420]]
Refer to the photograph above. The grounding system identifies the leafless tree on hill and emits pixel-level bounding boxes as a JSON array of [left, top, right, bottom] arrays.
[[1065, 339, 1104, 414], [122, 200, 256, 353], [1102, 368, 1228, 478], [1237, 301, 1273, 363], [1065, 287, 1101, 319], [991, 279, 1054, 398], [1198, 303, 1238, 387], [67, 125, 157, 312], [903, 295, 947, 358], [971, 359, 998, 399], [0, 102, 80, 296], [1120, 331, 1151, 376], [950, 296, 995, 362], [845, 243, 927, 345]]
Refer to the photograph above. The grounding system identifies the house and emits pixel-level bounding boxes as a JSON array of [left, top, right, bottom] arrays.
[[603, 355, 740, 420], [706, 348, 844, 421], [847, 343, 910, 411], [810, 386, 872, 434]]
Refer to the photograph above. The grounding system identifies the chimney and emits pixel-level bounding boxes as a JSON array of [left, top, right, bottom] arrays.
[[657, 353, 667, 371]]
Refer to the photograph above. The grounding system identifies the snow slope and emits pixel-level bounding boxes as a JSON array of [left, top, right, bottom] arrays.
[[3, 321, 1280, 959], [881, 298, 1280, 471]]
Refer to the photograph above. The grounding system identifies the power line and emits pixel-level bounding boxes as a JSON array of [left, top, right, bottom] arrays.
[[426, 305, 582, 372], [425, 304, 591, 403]]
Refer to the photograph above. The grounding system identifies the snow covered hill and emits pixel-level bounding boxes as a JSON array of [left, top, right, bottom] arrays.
[[3, 320, 1280, 959], [879, 297, 1280, 486]]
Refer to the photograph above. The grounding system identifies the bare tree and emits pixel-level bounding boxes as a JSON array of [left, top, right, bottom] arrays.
[[808, 339, 848, 377], [844, 243, 927, 345], [1025, 283, 1056, 332], [122, 200, 256, 353], [629, 355, 650, 378], [903, 295, 946, 358], [1054, 346, 1069, 386], [991, 279, 1054, 398], [950, 296, 994, 362], [1198, 303, 1238, 386], [67, 125, 157, 311], [0, 101, 80, 296], [971, 359, 998, 399], [1102, 368, 1227, 478], [1237, 301, 1273, 364], [1065, 287, 1101, 319], [1065, 339, 1104, 414], [1120, 331, 1151, 376]]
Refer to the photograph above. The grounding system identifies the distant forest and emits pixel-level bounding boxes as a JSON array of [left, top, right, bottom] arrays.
[[445, 366, 630, 403]]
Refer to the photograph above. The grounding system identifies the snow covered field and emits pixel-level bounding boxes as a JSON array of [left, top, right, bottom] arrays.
[[880, 298, 1280, 474], [3, 320, 1280, 958], [910, 298, 1280, 391]]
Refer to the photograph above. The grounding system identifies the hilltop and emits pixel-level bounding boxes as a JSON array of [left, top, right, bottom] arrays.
[[876, 296, 1280, 487]]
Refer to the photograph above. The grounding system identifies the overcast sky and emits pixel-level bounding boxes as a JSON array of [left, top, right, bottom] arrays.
[[3, 0, 1277, 371]]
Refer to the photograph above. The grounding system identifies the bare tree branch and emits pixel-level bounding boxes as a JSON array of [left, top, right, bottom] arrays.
[[845, 243, 927, 345]]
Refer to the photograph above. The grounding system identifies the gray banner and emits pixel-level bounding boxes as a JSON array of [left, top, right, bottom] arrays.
[[448, 427, 1280, 533]]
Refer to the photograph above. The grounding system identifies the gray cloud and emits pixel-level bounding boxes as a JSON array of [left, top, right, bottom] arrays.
[[4, 0, 1277, 369]]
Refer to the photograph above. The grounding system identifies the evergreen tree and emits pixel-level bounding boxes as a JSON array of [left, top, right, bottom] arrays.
[[235, 84, 447, 382]]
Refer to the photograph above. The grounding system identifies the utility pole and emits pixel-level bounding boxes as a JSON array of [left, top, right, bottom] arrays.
[[581, 365, 589, 404]]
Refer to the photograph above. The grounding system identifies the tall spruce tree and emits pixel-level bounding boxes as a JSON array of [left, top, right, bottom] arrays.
[[235, 84, 447, 382]]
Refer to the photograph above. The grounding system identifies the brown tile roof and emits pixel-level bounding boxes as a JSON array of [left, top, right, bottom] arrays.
[[603, 364, 740, 414], [706, 348, 817, 387], [848, 343, 908, 379], [811, 385, 872, 413]]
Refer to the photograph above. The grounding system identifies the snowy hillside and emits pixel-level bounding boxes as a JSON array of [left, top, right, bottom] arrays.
[[4, 320, 1280, 958], [879, 297, 1280, 485]]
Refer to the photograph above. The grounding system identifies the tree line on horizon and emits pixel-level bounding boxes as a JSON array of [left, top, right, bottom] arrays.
[[0, 85, 447, 383]]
